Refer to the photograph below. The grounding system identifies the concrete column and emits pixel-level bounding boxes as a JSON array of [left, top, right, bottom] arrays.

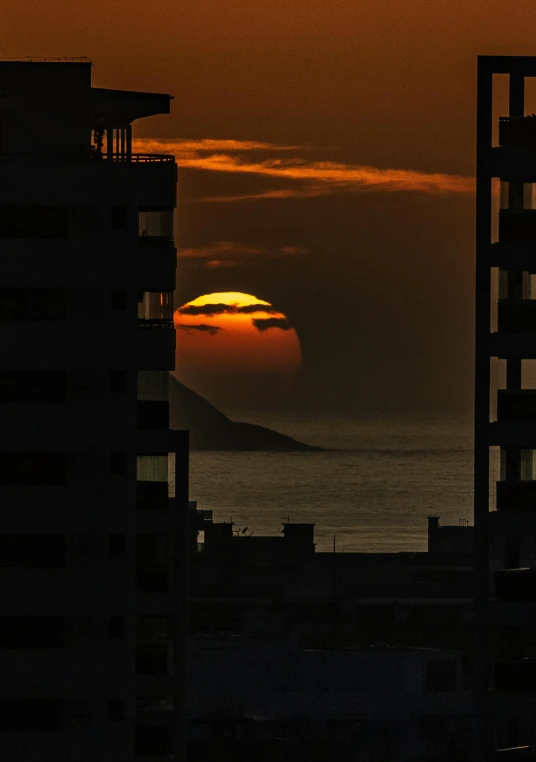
[[474, 58, 494, 762], [126, 125, 132, 162], [173, 434, 189, 762]]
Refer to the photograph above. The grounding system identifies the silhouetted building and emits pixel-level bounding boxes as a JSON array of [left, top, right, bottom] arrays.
[[187, 508, 481, 758], [0, 60, 187, 761], [475, 55, 536, 760], [188, 635, 472, 762], [427, 516, 474, 556]]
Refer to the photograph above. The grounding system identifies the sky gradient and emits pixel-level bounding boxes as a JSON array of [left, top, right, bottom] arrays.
[[7, 1, 536, 416]]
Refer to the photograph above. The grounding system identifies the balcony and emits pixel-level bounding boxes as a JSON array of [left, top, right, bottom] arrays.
[[495, 569, 536, 602], [499, 211, 536, 245], [137, 401, 169, 431], [497, 481, 536, 511], [500, 116, 536, 148], [498, 390, 536, 422], [136, 323, 175, 371], [0, 158, 176, 209], [136, 481, 169, 512], [136, 240, 176, 292], [498, 300, 536, 334]]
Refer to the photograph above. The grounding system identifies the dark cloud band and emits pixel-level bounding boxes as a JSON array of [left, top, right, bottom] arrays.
[[177, 323, 222, 335], [252, 317, 291, 332], [178, 302, 279, 317]]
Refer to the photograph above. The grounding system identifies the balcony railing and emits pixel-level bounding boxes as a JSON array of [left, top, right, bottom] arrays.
[[138, 236, 175, 248], [0, 152, 174, 164], [499, 210, 536, 245], [497, 481, 536, 511], [499, 116, 536, 148], [498, 300, 536, 334], [138, 319, 174, 329], [136, 481, 169, 511], [137, 401, 169, 431], [498, 390, 536, 422]]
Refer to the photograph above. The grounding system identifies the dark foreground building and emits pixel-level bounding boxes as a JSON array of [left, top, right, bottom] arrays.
[[186, 509, 476, 760], [0, 60, 187, 761], [475, 56, 536, 760]]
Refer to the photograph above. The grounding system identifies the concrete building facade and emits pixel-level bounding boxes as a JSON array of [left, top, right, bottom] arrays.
[[0, 61, 187, 760], [475, 56, 536, 760]]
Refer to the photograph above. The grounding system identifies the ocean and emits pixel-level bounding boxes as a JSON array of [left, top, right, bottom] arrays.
[[187, 415, 480, 553]]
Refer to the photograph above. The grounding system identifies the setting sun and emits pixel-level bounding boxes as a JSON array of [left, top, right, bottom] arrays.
[[174, 292, 301, 405]]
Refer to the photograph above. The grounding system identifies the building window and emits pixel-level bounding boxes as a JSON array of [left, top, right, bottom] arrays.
[[137, 292, 173, 322], [0, 700, 63, 732], [426, 660, 456, 693], [111, 206, 128, 230], [136, 455, 167, 483], [136, 455, 172, 511], [136, 617, 171, 675], [136, 535, 172, 594], [0, 288, 67, 320], [0, 617, 64, 649], [109, 617, 125, 639], [109, 535, 126, 556], [107, 699, 125, 722], [110, 371, 127, 393], [521, 449, 536, 480], [0, 454, 66, 485], [0, 535, 65, 568], [138, 208, 173, 239], [0, 370, 67, 402], [0, 206, 68, 238], [110, 453, 127, 475], [111, 289, 127, 310], [137, 371, 168, 402]]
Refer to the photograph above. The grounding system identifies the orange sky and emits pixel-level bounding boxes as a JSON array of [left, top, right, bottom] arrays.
[[7, 2, 536, 415]]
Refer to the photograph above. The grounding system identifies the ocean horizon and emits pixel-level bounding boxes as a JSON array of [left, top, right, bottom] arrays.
[[184, 415, 483, 553]]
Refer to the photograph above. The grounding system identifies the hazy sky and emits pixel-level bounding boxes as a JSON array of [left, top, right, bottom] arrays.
[[6, 1, 536, 417]]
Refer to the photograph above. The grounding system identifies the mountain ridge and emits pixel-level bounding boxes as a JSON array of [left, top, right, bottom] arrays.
[[168, 376, 320, 451]]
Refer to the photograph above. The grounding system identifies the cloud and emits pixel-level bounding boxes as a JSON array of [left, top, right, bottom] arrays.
[[205, 259, 239, 269], [177, 323, 222, 335], [137, 138, 302, 154], [178, 302, 279, 317], [133, 137, 475, 201], [252, 317, 292, 331], [179, 240, 308, 260]]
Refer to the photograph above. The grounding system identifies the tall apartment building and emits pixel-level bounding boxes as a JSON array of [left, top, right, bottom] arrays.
[[0, 61, 188, 760], [475, 56, 536, 760]]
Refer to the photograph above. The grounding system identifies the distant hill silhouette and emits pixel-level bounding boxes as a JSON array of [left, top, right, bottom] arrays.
[[169, 376, 320, 451]]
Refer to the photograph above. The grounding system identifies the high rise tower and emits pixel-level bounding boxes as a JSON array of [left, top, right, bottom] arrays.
[[0, 61, 187, 761], [475, 56, 536, 759]]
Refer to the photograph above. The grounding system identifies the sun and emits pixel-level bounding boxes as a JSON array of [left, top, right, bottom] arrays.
[[173, 292, 301, 407]]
